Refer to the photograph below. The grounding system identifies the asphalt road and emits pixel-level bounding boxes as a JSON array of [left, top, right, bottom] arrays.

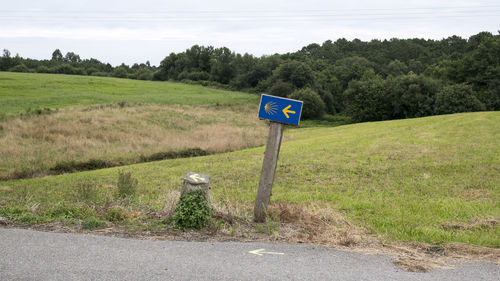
[[1, 228, 498, 281]]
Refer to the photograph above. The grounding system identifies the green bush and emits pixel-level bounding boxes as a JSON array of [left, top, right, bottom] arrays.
[[50, 159, 112, 174], [21, 107, 56, 118], [288, 88, 326, 119], [172, 190, 212, 229], [178, 71, 210, 81], [434, 83, 486, 114], [343, 74, 391, 122], [36, 66, 51, 73], [117, 171, 138, 198], [269, 80, 295, 97], [135, 69, 154, 80], [90, 71, 109, 77], [385, 73, 442, 119], [105, 207, 128, 222], [51, 64, 83, 75], [112, 67, 128, 78], [139, 148, 209, 162], [9, 64, 30, 73]]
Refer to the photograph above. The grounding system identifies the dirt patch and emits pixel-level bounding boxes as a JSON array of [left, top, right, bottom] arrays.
[[265, 202, 374, 248], [459, 188, 491, 201], [441, 217, 499, 231], [1, 202, 499, 273], [387, 242, 500, 272], [0, 216, 8, 225]]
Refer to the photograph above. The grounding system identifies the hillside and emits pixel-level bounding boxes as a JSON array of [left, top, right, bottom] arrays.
[[0, 72, 258, 115], [1, 112, 498, 247], [0, 72, 267, 180]]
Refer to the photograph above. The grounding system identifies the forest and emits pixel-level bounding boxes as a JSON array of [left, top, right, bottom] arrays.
[[1, 31, 499, 122]]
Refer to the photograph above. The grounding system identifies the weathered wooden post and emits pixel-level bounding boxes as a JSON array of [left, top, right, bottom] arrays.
[[254, 122, 284, 222], [254, 94, 303, 222]]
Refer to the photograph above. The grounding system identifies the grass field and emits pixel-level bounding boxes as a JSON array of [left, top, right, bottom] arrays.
[[1, 111, 498, 247], [0, 72, 267, 180], [0, 72, 258, 115]]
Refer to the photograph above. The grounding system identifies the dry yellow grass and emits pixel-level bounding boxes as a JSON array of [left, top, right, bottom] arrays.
[[0, 103, 267, 179]]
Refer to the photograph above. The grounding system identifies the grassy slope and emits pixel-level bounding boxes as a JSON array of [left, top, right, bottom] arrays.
[[1, 112, 498, 247], [0, 72, 267, 180], [0, 72, 258, 115]]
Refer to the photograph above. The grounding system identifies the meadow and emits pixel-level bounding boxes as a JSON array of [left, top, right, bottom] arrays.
[[1, 106, 498, 248], [0, 72, 257, 115], [0, 72, 267, 180]]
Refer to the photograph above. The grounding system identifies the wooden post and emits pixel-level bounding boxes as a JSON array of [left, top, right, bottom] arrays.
[[254, 121, 285, 222]]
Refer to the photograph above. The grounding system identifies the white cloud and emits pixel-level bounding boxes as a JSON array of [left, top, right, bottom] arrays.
[[1, 0, 498, 65]]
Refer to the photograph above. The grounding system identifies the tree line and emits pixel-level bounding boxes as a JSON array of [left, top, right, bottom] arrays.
[[1, 31, 499, 121], [0, 49, 157, 81]]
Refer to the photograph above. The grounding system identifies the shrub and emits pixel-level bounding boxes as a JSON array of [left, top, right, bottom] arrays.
[[117, 171, 138, 198], [112, 67, 128, 78], [22, 107, 56, 118], [139, 148, 209, 162], [434, 83, 486, 114], [135, 68, 154, 80], [85, 67, 99, 75], [9, 64, 30, 73], [90, 71, 109, 77], [178, 71, 210, 81], [50, 159, 111, 174], [343, 75, 391, 122], [385, 73, 442, 119], [172, 190, 212, 229], [288, 88, 326, 119], [269, 80, 295, 97], [275, 60, 315, 88], [105, 207, 129, 222], [51, 64, 77, 74], [36, 66, 51, 73]]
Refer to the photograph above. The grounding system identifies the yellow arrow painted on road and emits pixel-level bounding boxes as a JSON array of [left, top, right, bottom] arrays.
[[282, 105, 296, 119], [248, 249, 285, 256]]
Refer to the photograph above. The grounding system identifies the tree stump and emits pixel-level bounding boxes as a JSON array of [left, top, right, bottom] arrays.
[[181, 172, 210, 200]]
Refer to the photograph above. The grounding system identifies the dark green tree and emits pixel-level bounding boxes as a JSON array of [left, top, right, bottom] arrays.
[[269, 80, 295, 97], [434, 83, 485, 114], [64, 52, 81, 63], [288, 88, 326, 119], [210, 47, 235, 84], [343, 71, 391, 122], [275, 60, 315, 88], [51, 49, 63, 61], [386, 73, 442, 119]]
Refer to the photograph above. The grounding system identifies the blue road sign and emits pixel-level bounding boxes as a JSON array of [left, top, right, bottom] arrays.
[[258, 94, 303, 126]]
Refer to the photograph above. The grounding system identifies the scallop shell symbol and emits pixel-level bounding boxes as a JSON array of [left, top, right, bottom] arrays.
[[264, 102, 278, 115]]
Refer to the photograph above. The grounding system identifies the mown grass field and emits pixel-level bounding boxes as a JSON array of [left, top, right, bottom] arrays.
[[0, 72, 258, 115], [0, 72, 268, 180], [1, 110, 498, 247]]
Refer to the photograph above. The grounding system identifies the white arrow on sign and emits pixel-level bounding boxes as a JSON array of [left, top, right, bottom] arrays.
[[248, 249, 284, 256]]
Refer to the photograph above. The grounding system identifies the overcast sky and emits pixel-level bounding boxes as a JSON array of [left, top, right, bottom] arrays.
[[1, 0, 498, 66]]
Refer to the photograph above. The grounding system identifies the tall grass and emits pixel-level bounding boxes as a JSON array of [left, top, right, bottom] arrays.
[[0, 103, 267, 179]]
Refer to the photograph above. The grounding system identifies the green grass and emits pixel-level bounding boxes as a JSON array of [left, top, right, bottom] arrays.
[[1, 112, 498, 247], [0, 72, 269, 180], [0, 72, 258, 115]]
